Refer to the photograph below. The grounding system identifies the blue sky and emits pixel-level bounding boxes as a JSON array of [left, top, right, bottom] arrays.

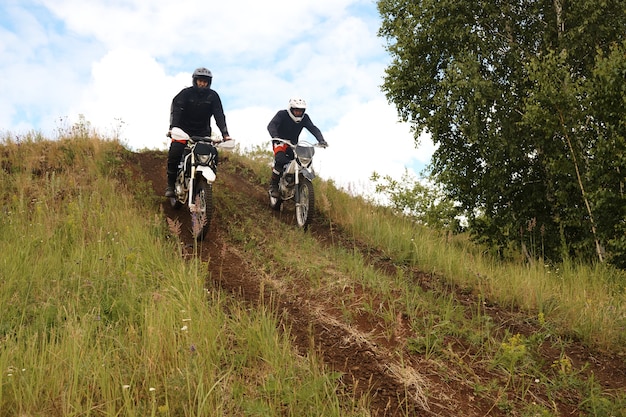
[[1, 0, 434, 195]]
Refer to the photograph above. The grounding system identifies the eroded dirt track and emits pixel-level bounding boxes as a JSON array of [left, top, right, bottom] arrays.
[[133, 151, 626, 417]]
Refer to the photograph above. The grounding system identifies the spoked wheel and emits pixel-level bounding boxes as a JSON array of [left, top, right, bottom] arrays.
[[295, 177, 314, 229], [190, 178, 213, 241]]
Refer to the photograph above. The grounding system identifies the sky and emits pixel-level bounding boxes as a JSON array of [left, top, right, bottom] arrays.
[[0, 0, 435, 196]]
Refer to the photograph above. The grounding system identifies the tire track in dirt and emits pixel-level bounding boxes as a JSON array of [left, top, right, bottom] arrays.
[[134, 151, 456, 416], [211, 240, 435, 416]]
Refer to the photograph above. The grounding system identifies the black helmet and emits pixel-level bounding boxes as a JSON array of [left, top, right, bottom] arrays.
[[192, 67, 212, 89]]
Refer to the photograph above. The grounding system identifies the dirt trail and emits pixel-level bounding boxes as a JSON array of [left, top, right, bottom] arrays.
[[133, 151, 626, 417]]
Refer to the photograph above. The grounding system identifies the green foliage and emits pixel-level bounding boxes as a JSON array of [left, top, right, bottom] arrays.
[[587, 42, 626, 268], [578, 374, 626, 416], [377, 0, 626, 267], [370, 169, 462, 231]]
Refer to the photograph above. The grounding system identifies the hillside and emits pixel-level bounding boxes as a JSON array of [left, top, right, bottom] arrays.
[[133, 149, 625, 417]]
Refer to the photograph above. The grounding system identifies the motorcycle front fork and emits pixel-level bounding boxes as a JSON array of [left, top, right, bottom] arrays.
[[281, 172, 298, 200], [175, 172, 187, 192]]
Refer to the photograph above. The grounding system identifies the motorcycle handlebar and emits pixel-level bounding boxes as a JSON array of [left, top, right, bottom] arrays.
[[166, 130, 220, 143], [273, 138, 325, 148], [168, 128, 234, 148], [190, 136, 215, 143], [189, 136, 231, 145]]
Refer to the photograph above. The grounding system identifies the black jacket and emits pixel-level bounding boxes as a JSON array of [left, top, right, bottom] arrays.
[[170, 87, 229, 137], [267, 110, 324, 145]]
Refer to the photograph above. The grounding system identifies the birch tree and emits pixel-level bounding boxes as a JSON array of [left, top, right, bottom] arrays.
[[378, 0, 626, 266]]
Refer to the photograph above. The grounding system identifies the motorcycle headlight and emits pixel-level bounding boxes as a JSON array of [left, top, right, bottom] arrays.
[[193, 142, 214, 165], [296, 145, 314, 166], [197, 154, 211, 165], [298, 156, 312, 166]]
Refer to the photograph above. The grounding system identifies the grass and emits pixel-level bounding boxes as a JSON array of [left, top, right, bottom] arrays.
[[235, 147, 626, 353], [319, 180, 626, 352], [0, 132, 366, 416], [2, 130, 625, 415], [230, 147, 626, 414]]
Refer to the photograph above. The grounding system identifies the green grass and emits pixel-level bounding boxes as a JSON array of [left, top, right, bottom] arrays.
[[230, 148, 626, 415], [0, 133, 366, 417], [2, 130, 626, 415], [235, 146, 626, 353]]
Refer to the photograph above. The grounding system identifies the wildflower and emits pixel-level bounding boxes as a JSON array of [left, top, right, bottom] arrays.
[[181, 325, 188, 331], [552, 356, 573, 375]]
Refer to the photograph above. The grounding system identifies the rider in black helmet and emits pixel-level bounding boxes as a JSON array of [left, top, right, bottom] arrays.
[[165, 67, 231, 197], [267, 98, 328, 198]]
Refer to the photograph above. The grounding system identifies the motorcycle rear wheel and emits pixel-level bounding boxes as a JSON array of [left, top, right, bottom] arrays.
[[295, 178, 314, 229], [191, 177, 213, 241]]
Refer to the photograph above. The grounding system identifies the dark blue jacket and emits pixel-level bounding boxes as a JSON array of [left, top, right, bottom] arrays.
[[267, 110, 324, 145], [170, 87, 229, 137]]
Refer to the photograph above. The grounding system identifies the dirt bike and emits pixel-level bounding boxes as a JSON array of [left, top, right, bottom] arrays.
[[269, 138, 325, 229], [168, 127, 235, 241]]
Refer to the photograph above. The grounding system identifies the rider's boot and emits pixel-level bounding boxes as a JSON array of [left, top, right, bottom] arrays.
[[269, 172, 280, 198], [165, 170, 176, 197]]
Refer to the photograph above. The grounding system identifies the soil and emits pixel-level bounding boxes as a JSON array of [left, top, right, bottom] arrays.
[[132, 150, 626, 416]]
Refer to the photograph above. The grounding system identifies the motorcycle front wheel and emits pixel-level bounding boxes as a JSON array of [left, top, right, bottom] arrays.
[[295, 178, 314, 229], [191, 177, 213, 241]]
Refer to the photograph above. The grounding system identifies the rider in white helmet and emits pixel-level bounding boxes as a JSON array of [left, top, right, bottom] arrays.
[[267, 98, 328, 197]]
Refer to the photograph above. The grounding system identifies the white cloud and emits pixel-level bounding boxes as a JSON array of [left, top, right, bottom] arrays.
[[39, 0, 359, 59], [1, 0, 434, 197], [70, 48, 184, 150], [320, 100, 434, 194]]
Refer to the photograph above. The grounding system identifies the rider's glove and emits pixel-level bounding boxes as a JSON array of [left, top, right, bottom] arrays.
[[318, 140, 328, 148]]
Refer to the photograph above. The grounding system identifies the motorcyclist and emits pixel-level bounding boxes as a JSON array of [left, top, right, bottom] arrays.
[[165, 67, 231, 197], [267, 98, 328, 198]]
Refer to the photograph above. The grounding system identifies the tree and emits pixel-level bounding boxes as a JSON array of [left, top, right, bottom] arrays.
[[371, 169, 462, 231], [378, 0, 626, 266], [587, 43, 626, 267]]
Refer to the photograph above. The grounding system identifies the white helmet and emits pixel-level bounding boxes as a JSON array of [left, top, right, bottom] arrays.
[[288, 98, 307, 122]]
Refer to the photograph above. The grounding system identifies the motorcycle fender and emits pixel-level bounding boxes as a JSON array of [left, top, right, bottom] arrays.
[[196, 166, 216, 182], [300, 168, 315, 182]]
